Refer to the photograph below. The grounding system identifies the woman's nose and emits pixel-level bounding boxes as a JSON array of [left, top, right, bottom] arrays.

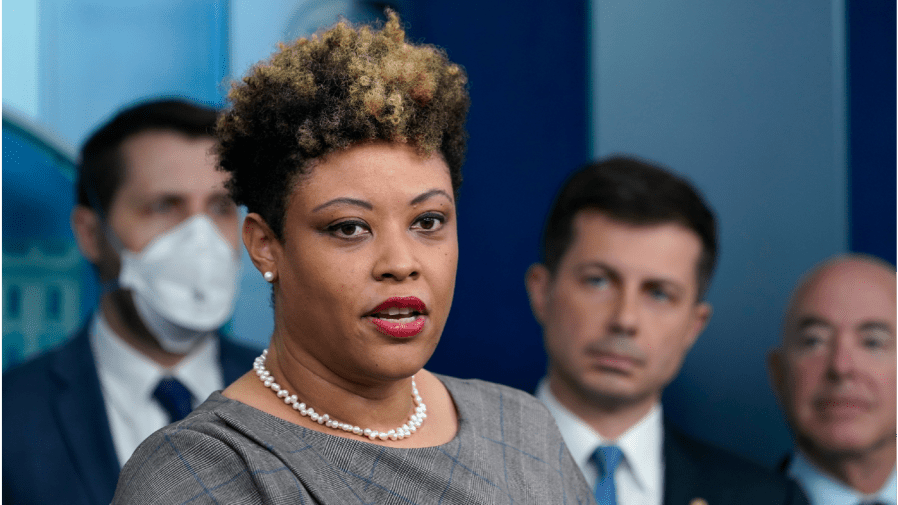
[[372, 230, 420, 282]]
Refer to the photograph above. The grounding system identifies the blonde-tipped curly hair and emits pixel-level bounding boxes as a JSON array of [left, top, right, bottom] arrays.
[[216, 11, 470, 238]]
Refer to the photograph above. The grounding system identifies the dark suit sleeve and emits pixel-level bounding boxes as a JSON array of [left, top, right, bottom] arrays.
[[3, 328, 120, 505]]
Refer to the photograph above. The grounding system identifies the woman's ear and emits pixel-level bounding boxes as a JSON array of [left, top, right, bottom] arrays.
[[243, 213, 280, 280]]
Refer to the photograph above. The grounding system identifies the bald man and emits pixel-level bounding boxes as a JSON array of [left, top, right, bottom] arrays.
[[769, 255, 896, 505]]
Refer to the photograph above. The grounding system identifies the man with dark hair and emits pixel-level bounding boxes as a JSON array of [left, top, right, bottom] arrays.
[[769, 255, 895, 504], [526, 156, 808, 504], [3, 99, 259, 505]]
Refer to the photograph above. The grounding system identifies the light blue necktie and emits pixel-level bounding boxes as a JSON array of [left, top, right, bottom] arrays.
[[592, 445, 623, 505]]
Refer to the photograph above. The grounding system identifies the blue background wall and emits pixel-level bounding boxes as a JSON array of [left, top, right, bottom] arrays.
[[3, 0, 894, 469], [403, 0, 590, 398], [848, 0, 896, 262]]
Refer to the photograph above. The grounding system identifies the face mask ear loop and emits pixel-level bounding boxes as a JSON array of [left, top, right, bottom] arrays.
[[83, 183, 125, 293]]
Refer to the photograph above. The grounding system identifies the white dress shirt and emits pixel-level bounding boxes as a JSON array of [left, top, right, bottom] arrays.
[[89, 312, 223, 467], [788, 450, 897, 505], [536, 379, 664, 505]]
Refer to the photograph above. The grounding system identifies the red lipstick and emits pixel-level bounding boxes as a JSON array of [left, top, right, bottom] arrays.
[[370, 296, 426, 314], [367, 297, 427, 338]]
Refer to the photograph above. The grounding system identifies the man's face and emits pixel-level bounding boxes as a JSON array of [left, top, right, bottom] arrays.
[[104, 130, 239, 261], [527, 211, 711, 412], [770, 259, 896, 458]]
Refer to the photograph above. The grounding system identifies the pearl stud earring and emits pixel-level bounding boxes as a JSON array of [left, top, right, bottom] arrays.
[[263, 271, 275, 282]]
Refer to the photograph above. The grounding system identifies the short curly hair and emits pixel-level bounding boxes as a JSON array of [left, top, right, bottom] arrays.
[[216, 11, 470, 239]]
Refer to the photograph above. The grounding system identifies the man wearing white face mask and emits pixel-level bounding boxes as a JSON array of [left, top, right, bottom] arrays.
[[2, 99, 260, 505]]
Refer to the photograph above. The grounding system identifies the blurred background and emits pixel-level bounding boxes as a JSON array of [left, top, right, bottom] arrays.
[[3, 0, 894, 469]]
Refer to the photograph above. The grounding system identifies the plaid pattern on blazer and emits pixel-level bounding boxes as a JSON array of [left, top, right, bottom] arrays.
[[113, 376, 594, 505]]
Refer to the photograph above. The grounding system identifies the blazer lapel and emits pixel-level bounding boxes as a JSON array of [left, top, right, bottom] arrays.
[[50, 328, 121, 504]]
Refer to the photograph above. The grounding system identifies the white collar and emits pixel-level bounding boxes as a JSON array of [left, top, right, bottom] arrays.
[[788, 450, 897, 505], [536, 378, 664, 494], [89, 311, 221, 403]]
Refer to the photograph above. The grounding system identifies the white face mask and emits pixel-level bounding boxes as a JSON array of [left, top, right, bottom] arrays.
[[116, 214, 241, 354]]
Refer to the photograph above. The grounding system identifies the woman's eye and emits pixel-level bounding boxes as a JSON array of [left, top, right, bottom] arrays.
[[339, 223, 364, 236], [418, 217, 437, 230], [327, 221, 369, 238], [412, 213, 445, 231]]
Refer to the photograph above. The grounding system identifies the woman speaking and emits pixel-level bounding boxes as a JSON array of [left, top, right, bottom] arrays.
[[114, 12, 591, 504]]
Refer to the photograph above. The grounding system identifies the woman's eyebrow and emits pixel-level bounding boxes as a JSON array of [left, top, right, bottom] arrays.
[[410, 189, 453, 205], [312, 197, 374, 213]]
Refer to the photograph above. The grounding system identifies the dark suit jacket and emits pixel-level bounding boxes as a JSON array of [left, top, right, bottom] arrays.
[[663, 422, 809, 505], [2, 324, 259, 505]]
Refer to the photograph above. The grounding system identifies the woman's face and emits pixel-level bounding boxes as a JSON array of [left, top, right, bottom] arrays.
[[272, 142, 458, 383]]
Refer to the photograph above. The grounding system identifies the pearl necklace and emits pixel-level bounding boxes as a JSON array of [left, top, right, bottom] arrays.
[[253, 349, 427, 441]]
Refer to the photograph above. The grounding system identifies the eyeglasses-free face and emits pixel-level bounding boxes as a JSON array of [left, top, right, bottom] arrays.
[[266, 141, 458, 386]]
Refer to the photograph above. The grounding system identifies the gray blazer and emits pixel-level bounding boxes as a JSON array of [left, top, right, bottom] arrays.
[[113, 376, 595, 504]]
